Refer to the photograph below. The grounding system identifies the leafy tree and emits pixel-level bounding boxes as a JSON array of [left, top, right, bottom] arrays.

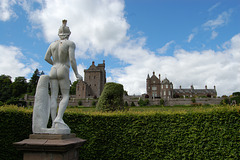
[[11, 77, 28, 98], [27, 69, 44, 95], [70, 80, 78, 95], [232, 92, 240, 96], [0, 75, 12, 102]]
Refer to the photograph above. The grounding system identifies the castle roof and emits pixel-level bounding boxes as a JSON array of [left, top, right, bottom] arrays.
[[162, 78, 172, 84], [173, 88, 216, 95]]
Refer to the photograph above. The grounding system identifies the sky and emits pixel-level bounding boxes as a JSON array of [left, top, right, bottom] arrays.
[[0, 0, 240, 96]]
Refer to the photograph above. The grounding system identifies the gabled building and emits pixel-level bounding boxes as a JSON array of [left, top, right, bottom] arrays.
[[76, 60, 106, 99], [146, 72, 173, 99], [146, 72, 217, 99]]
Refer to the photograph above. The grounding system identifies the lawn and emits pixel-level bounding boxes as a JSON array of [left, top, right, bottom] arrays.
[[66, 104, 234, 115]]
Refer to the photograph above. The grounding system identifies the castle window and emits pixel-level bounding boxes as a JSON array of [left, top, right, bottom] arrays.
[[153, 81, 155, 83], [152, 92, 157, 97], [94, 76, 96, 79], [89, 76, 91, 80], [164, 91, 166, 96], [166, 85, 168, 89], [161, 85, 163, 89], [169, 91, 171, 96], [152, 86, 157, 90]]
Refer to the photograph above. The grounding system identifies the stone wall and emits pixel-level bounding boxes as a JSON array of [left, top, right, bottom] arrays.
[[24, 94, 222, 107], [166, 98, 222, 106]]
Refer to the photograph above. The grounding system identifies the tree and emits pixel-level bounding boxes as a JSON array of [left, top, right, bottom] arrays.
[[27, 69, 44, 95], [70, 80, 78, 95], [11, 77, 28, 98], [232, 92, 240, 97], [0, 75, 12, 102]]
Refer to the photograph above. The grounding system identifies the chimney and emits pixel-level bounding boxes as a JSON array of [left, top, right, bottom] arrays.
[[103, 60, 105, 64], [180, 85, 182, 89], [159, 74, 161, 81], [205, 85, 207, 89], [214, 85, 216, 90], [92, 61, 95, 65], [191, 85, 194, 90], [147, 74, 150, 79], [153, 71, 155, 75]]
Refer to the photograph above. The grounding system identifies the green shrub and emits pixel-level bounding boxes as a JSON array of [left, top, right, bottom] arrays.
[[160, 99, 164, 105], [138, 98, 149, 106], [221, 97, 230, 105], [191, 98, 196, 103], [78, 100, 82, 106], [124, 101, 128, 106], [92, 100, 97, 107], [230, 96, 240, 105], [96, 82, 125, 112], [0, 101, 4, 106], [131, 102, 135, 107], [1, 105, 240, 160]]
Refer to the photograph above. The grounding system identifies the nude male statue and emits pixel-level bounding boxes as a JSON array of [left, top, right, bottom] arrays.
[[44, 20, 82, 131]]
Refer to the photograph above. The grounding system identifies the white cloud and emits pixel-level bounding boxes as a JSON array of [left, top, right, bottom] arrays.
[[203, 10, 232, 30], [157, 40, 174, 54], [208, 2, 221, 12], [25, 0, 129, 58], [0, 0, 17, 21], [187, 33, 194, 43], [110, 33, 240, 96], [211, 31, 218, 39], [0, 45, 39, 80]]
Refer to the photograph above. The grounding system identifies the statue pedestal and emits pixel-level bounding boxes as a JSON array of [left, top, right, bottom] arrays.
[[13, 133, 86, 160]]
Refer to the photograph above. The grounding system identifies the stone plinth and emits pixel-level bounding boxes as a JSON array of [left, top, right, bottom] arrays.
[[13, 133, 86, 160]]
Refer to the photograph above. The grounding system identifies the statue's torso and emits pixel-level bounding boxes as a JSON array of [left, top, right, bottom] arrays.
[[50, 39, 74, 67]]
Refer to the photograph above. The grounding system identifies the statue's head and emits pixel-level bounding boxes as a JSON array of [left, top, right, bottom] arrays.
[[58, 19, 71, 40]]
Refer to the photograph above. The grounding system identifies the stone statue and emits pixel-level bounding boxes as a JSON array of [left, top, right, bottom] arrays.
[[32, 20, 82, 134]]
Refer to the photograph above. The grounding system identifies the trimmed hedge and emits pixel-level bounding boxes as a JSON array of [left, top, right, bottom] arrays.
[[0, 106, 32, 160], [96, 82, 125, 111], [1, 106, 240, 159]]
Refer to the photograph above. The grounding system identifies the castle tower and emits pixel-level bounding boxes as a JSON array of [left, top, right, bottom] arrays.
[[76, 60, 106, 99], [146, 72, 161, 98]]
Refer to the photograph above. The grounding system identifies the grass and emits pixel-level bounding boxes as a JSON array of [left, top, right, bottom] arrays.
[[65, 104, 240, 115], [2, 104, 240, 116]]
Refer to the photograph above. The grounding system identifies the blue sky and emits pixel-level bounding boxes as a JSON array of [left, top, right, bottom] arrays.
[[0, 0, 240, 96]]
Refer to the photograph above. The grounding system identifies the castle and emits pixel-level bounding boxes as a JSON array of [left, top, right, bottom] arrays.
[[24, 62, 220, 107], [76, 60, 106, 99], [146, 72, 217, 99]]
